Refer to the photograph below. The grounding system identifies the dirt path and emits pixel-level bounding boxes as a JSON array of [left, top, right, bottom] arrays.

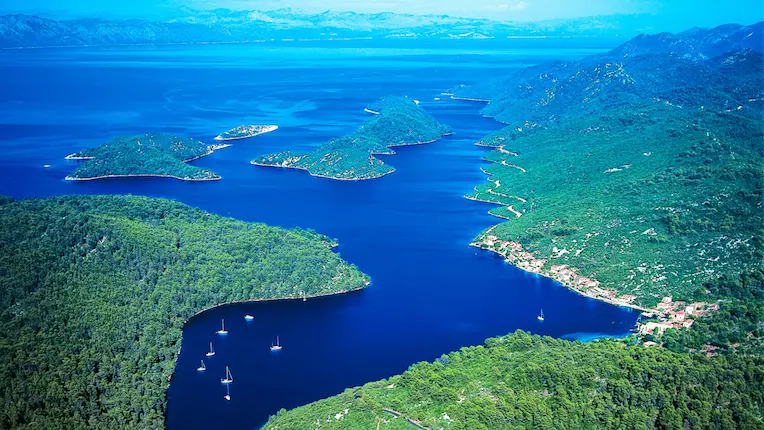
[[500, 160, 527, 172]]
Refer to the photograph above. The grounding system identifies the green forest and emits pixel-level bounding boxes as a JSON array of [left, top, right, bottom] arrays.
[[66, 133, 222, 181], [264, 331, 764, 429], [469, 102, 763, 308], [0, 195, 368, 429], [252, 96, 452, 180], [659, 270, 764, 356]]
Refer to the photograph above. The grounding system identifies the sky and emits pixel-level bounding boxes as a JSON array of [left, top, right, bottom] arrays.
[[1, 0, 762, 27]]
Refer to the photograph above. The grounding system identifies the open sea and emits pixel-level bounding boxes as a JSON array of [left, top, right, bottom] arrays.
[[0, 38, 639, 429]]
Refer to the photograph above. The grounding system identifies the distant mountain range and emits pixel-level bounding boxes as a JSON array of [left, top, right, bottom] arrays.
[[0, 10, 708, 49], [452, 21, 764, 124]]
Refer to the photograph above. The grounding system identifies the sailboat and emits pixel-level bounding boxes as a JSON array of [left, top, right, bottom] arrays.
[[216, 319, 228, 335], [221, 366, 233, 384], [270, 336, 283, 351], [244, 314, 254, 321], [206, 342, 216, 357], [537, 309, 545, 321], [197, 360, 206, 371], [224, 384, 231, 401]]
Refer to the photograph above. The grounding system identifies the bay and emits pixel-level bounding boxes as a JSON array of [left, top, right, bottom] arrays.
[[0, 38, 638, 429]]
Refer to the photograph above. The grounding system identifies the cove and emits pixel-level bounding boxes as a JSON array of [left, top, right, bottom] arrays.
[[0, 39, 638, 429]]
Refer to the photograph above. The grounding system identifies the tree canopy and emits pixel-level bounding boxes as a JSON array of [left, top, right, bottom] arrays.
[[0, 195, 368, 429]]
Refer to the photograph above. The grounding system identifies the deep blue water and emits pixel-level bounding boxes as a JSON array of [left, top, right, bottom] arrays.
[[0, 39, 638, 429]]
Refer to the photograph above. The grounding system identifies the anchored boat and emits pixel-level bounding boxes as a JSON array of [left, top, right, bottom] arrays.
[[270, 336, 283, 351], [216, 319, 228, 335], [221, 366, 233, 384]]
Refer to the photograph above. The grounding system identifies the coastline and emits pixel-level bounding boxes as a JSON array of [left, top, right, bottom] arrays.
[[250, 132, 452, 181], [65, 142, 233, 180], [214, 125, 279, 141], [185, 281, 370, 321], [465, 141, 657, 314], [1, 37, 376, 51], [168, 279, 370, 382], [463, 193, 515, 219], [182, 143, 232, 162], [450, 96, 491, 103], [387, 132, 452, 148], [470, 238, 656, 314], [65, 173, 221, 182], [251, 160, 395, 181]]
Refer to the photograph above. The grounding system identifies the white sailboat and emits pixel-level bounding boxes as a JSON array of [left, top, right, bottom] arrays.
[[197, 360, 206, 371], [206, 342, 216, 357], [221, 366, 233, 384], [224, 384, 231, 401], [270, 336, 283, 351], [537, 309, 545, 321], [216, 319, 228, 335], [244, 314, 254, 321]]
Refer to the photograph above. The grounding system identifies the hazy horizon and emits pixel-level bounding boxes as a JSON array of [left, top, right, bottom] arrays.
[[1, 0, 762, 31]]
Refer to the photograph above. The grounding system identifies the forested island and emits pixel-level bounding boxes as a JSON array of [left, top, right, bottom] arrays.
[[0, 195, 369, 429], [265, 21, 764, 430], [214, 124, 278, 141], [252, 96, 452, 180], [65, 133, 226, 181]]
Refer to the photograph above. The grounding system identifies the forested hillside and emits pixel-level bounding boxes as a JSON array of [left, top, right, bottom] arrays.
[[0, 195, 368, 429], [469, 102, 763, 308], [66, 133, 224, 181], [253, 96, 451, 180], [264, 331, 764, 429], [659, 270, 764, 356], [452, 22, 764, 310]]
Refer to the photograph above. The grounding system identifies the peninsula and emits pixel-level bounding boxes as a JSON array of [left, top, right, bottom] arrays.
[[0, 195, 369, 429], [252, 96, 452, 180], [265, 329, 763, 429], [214, 124, 278, 141], [65, 133, 225, 181]]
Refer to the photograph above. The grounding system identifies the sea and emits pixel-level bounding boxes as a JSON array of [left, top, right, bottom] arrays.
[[0, 37, 639, 429]]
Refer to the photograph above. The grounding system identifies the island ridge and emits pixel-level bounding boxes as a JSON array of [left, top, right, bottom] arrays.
[[252, 96, 452, 180]]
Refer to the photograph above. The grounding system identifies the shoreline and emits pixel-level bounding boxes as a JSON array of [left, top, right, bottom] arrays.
[[65, 142, 233, 180], [182, 143, 232, 162], [470, 240, 656, 314], [169, 279, 370, 382], [65, 173, 221, 182], [214, 125, 279, 141], [186, 281, 370, 321], [250, 132, 451, 181], [466, 139, 658, 314], [1, 37, 377, 51], [251, 160, 395, 181], [450, 96, 491, 103], [387, 134, 449, 148]]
